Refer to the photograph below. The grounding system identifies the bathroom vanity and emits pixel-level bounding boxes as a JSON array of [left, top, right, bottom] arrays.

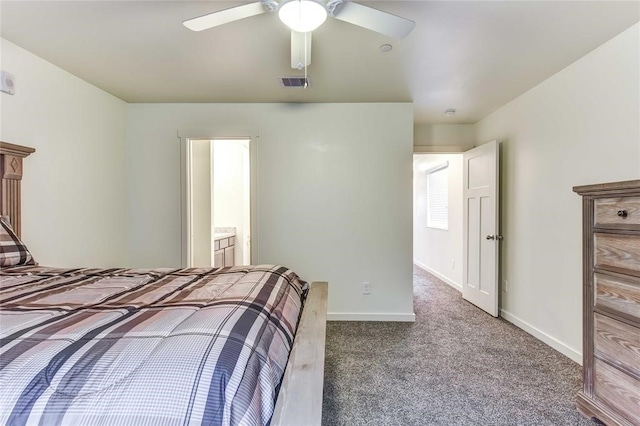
[[213, 227, 236, 267]]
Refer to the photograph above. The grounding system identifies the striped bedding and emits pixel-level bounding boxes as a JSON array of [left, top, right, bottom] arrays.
[[0, 264, 307, 426]]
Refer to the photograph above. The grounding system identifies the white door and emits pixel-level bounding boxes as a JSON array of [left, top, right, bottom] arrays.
[[463, 140, 500, 317]]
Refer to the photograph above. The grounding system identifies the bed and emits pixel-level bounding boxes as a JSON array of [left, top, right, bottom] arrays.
[[0, 141, 327, 426]]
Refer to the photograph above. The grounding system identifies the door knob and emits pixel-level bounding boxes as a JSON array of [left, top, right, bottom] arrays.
[[486, 235, 495, 240]]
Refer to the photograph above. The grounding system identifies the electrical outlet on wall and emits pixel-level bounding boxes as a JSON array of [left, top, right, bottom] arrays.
[[362, 281, 371, 295], [502, 279, 509, 292]]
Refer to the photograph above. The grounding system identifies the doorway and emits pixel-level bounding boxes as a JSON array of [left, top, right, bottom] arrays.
[[182, 137, 253, 268], [412, 153, 464, 290], [413, 140, 501, 317]]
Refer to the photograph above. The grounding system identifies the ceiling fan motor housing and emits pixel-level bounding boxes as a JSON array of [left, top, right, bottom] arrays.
[[261, 0, 279, 12]]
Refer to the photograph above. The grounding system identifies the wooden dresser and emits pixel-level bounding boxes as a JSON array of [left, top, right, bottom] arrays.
[[573, 180, 640, 426]]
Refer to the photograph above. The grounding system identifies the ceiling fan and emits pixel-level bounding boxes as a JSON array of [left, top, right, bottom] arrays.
[[183, 0, 415, 70]]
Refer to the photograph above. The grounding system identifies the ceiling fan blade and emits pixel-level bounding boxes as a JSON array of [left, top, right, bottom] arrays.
[[332, 2, 415, 39], [291, 31, 312, 69], [183, 2, 267, 32]]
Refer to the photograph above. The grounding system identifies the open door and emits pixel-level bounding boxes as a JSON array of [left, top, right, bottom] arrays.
[[462, 140, 500, 317]]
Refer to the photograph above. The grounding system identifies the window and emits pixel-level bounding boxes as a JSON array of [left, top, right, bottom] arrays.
[[426, 162, 448, 230]]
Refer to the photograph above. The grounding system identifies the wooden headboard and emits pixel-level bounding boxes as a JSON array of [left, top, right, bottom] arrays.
[[0, 141, 35, 238]]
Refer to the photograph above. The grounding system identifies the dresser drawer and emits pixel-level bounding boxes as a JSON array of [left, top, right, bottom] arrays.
[[594, 359, 640, 424], [595, 313, 640, 377], [595, 197, 640, 230], [595, 233, 640, 277], [595, 273, 640, 321]]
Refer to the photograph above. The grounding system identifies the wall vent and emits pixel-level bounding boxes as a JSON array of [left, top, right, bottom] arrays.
[[280, 77, 310, 88]]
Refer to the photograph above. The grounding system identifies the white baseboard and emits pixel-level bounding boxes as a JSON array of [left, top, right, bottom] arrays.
[[327, 312, 416, 322], [413, 260, 463, 291], [499, 309, 582, 365]]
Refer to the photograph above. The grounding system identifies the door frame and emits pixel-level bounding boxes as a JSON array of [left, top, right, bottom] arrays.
[[179, 130, 259, 268]]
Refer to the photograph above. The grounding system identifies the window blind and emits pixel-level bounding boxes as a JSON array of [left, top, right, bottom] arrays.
[[426, 164, 448, 230]]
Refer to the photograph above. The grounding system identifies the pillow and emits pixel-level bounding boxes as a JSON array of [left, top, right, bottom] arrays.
[[0, 217, 36, 267]]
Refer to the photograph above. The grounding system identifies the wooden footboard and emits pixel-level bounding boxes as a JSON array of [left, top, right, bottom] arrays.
[[272, 281, 328, 426]]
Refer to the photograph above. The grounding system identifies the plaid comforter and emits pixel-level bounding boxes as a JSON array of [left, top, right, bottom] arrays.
[[0, 264, 306, 426]]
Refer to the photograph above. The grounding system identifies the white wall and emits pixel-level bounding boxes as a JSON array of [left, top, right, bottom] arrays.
[[0, 39, 128, 267], [213, 139, 249, 265], [475, 23, 640, 362], [414, 124, 475, 149], [126, 103, 415, 321], [413, 154, 464, 289]]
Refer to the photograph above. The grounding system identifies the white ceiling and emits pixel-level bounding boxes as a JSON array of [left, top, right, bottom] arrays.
[[1, 1, 638, 124]]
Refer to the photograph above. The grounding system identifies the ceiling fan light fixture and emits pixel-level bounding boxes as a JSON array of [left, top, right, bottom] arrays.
[[279, 0, 327, 33]]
